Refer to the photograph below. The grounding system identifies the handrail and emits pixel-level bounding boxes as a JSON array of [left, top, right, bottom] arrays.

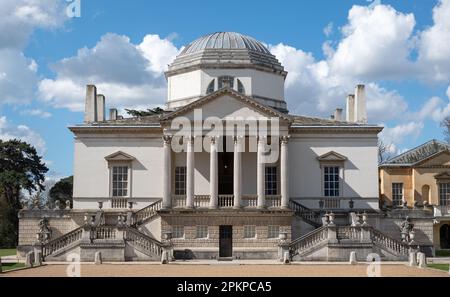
[[132, 199, 162, 225], [289, 226, 328, 257], [289, 199, 322, 227], [124, 227, 164, 257], [369, 227, 410, 256], [42, 227, 83, 258]]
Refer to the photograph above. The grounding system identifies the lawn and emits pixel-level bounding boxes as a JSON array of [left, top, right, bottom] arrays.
[[435, 250, 450, 257], [1, 262, 25, 272], [0, 249, 16, 257], [428, 264, 450, 272]]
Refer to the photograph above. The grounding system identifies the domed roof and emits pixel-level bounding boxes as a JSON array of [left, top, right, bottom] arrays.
[[166, 32, 286, 76], [180, 32, 271, 55]]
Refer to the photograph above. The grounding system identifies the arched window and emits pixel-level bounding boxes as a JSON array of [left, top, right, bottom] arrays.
[[218, 76, 234, 89], [206, 79, 215, 94], [237, 79, 245, 94]]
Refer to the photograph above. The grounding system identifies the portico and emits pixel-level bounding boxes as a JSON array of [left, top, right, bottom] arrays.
[[161, 133, 290, 210]]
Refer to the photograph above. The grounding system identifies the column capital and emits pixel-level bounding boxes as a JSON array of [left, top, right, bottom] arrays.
[[163, 135, 172, 144], [280, 135, 291, 145]]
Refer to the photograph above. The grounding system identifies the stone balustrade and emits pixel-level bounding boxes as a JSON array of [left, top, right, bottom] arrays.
[[242, 195, 258, 207], [170, 194, 283, 209], [42, 227, 83, 258], [124, 227, 163, 257], [111, 198, 128, 209], [132, 200, 162, 225], [434, 205, 450, 217], [218, 195, 234, 208], [96, 227, 116, 239]]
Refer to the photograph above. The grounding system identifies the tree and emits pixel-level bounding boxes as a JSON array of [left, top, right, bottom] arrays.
[[0, 139, 48, 246], [441, 117, 450, 143], [378, 140, 392, 163], [49, 176, 73, 208], [125, 107, 165, 117]]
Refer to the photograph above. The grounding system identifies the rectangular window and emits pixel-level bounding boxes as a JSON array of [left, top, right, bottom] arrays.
[[172, 226, 184, 239], [112, 166, 128, 197], [175, 167, 187, 195], [268, 225, 280, 239], [196, 225, 208, 239], [244, 225, 256, 239], [392, 183, 404, 207], [324, 166, 340, 197], [265, 166, 278, 195], [439, 183, 450, 206]]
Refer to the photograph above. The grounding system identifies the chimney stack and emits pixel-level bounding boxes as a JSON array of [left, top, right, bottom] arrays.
[[334, 108, 343, 121], [109, 108, 118, 121], [346, 94, 355, 122], [84, 85, 97, 123], [96, 94, 105, 122], [354, 84, 367, 124]]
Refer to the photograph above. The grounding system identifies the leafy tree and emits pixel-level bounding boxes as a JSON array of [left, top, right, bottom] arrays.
[[49, 176, 73, 208], [125, 107, 165, 117], [0, 139, 48, 246]]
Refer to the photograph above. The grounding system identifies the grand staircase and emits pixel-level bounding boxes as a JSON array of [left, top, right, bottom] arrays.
[[289, 224, 410, 261], [42, 200, 165, 261], [289, 200, 322, 228]]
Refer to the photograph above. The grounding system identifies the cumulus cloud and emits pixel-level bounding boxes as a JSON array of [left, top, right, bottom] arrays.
[[38, 33, 179, 112], [330, 4, 416, 80], [20, 109, 52, 118], [0, 0, 67, 106], [418, 0, 450, 82], [380, 122, 424, 154], [0, 116, 46, 154]]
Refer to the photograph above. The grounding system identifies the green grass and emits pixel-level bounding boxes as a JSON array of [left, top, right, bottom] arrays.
[[435, 250, 450, 257], [1, 262, 25, 272], [0, 249, 16, 257], [428, 264, 450, 271]]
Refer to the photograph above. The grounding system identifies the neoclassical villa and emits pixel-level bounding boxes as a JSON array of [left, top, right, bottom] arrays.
[[17, 32, 440, 263]]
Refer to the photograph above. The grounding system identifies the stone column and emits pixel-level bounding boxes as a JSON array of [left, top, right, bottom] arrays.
[[257, 137, 266, 209], [186, 136, 195, 209], [280, 136, 290, 209], [162, 135, 172, 209], [210, 137, 218, 209], [233, 136, 243, 209]]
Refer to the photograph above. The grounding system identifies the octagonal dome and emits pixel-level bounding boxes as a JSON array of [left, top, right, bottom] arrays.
[[166, 32, 286, 76]]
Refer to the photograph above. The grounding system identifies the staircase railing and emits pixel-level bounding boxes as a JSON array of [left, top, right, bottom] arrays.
[[42, 227, 83, 258], [289, 226, 328, 257], [124, 228, 164, 257], [132, 200, 162, 226], [289, 200, 322, 227], [369, 227, 410, 256]]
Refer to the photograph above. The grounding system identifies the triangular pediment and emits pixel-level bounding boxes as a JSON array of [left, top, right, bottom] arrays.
[[415, 150, 450, 167], [105, 151, 135, 161], [435, 172, 450, 180], [317, 151, 348, 162], [161, 88, 291, 123]]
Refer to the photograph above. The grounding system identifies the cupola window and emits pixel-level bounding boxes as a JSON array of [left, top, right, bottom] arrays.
[[237, 79, 245, 94], [206, 79, 215, 94], [218, 76, 234, 89]]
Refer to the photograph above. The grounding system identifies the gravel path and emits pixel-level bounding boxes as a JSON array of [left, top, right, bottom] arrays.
[[2, 263, 449, 277]]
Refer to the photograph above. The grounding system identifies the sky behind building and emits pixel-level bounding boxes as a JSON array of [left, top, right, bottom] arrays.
[[1, 0, 450, 180]]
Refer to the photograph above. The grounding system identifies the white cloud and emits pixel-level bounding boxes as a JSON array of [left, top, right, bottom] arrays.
[[20, 109, 52, 118], [39, 33, 179, 112], [380, 122, 424, 152], [330, 4, 416, 80], [0, 49, 38, 105], [418, 0, 450, 82], [323, 22, 334, 37], [0, 116, 46, 154], [0, 0, 67, 106]]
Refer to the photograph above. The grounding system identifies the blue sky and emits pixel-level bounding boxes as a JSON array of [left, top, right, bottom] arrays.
[[1, 0, 450, 181]]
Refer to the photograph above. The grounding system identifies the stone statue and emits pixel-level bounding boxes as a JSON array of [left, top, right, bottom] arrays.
[[401, 216, 414, 243], [37, 217, 52, 244]]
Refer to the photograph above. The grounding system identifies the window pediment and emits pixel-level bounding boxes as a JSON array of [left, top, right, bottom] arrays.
[[317, 151, 348, 162], [435, 172, 450, 180], [105, 151, 135, 162]]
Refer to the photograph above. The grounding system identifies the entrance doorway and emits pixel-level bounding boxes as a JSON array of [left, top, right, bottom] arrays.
[[218, 137, 233, 195], [440, 224, 450, 249], [219, 225, 233, 258]]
